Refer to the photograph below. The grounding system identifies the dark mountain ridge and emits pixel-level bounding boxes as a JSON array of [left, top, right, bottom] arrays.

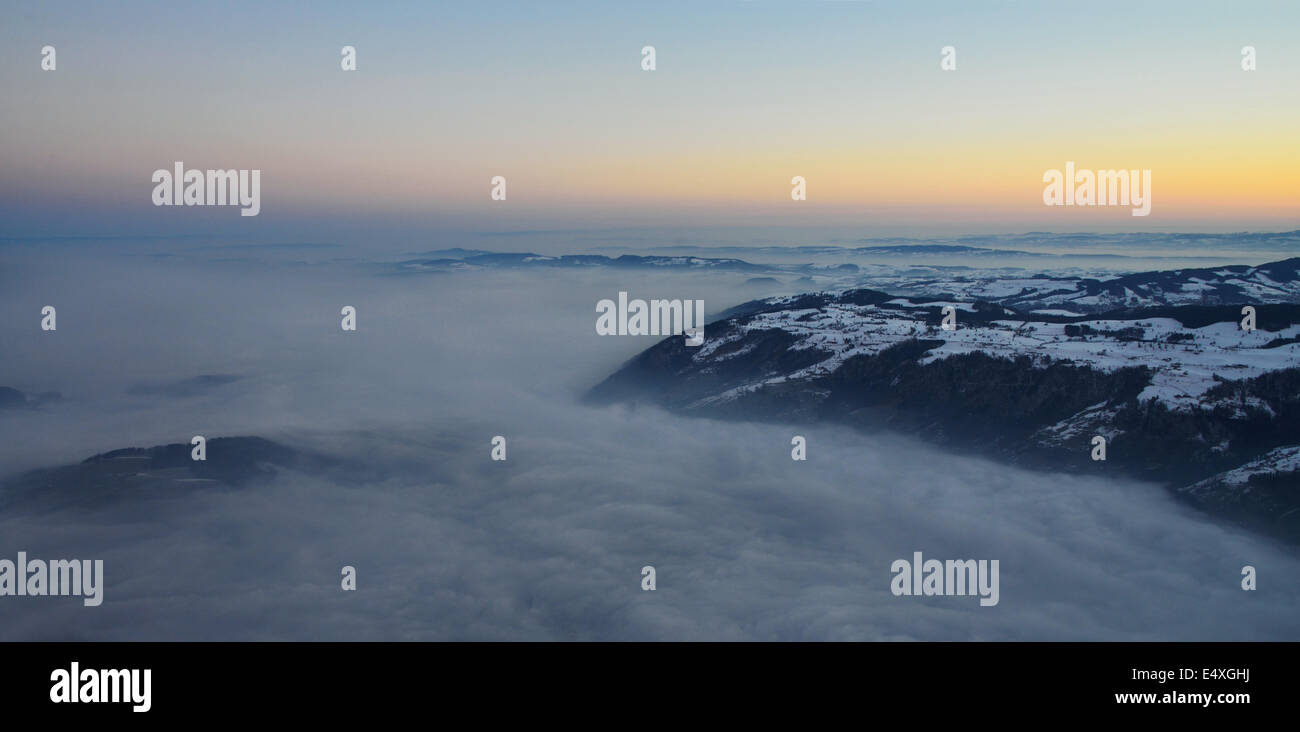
[[588, 260, 1300, 542]]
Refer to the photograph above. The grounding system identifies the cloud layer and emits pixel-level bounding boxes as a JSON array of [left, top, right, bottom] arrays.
[[1, 250, 1297, 640]]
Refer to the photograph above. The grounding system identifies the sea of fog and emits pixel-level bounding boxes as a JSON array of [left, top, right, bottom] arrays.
[[1, 247, 1298, 640]]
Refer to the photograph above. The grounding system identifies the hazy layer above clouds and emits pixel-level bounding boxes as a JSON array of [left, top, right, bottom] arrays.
[[1, 247, 1297, 640]]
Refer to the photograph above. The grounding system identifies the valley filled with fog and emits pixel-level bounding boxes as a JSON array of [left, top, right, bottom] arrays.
[[1, 245, 1298, 640]]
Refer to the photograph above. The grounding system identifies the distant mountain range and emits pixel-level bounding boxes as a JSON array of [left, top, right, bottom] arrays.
[[0, 386, 61, 410], [878, 257, 1300, 313], [394, 246, 1300, 309], [397, 252, 769, 273], [588, 257, 1300, 542], [412, 229, 1300, 262], [0, 437, 341, 513]]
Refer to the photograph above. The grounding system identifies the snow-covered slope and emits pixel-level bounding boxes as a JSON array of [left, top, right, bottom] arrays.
[[848, 258, 1300, 314], [692, 299, 1300, 415], [589, 259, 1300, 540], [395, 250, 1300, 316]]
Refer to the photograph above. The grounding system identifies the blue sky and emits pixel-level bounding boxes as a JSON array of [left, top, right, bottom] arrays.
[[2, 1, 1297, 244]]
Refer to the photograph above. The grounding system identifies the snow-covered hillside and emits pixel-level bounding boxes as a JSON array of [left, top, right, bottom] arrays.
[[589, 258, 1300, 541]]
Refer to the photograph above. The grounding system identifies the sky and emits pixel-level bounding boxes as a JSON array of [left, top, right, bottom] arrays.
[[1, 0, 1298, 245]]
